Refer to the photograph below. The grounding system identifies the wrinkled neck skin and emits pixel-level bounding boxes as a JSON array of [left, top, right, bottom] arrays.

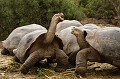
[[77, 34, 89, 49], [44, 21, 58, 44]]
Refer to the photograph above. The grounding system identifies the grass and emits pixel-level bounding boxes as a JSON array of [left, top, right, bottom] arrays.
[[0, 46, 120, 79], [34, 68, 81, 79]]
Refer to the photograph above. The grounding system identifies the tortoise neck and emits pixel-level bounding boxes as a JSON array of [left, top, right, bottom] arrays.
[[77, 34, 90, 49], [44, 21, 58, 44]]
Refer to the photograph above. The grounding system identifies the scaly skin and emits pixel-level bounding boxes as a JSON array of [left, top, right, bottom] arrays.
[[71, 28, 101, 74], [55, 48, 69, 72], [75, 47, 100, 74], [44, 13, 64, 44], [20, 40, 69, 74]]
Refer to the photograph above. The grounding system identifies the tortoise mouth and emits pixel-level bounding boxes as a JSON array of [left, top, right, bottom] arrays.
[[56, 13, 64, 21], [59, 16, 64, 21], [59, 13, 64, 21]]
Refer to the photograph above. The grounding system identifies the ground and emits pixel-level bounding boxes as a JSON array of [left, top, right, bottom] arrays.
[[0, 42, 120, 79]]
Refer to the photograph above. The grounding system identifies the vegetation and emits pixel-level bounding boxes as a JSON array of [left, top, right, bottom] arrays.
[[0, 0, 119, 41]]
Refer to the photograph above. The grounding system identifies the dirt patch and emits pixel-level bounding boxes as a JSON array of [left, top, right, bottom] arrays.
[[80, 18, 119, 27], [0, 45, 120, 79]]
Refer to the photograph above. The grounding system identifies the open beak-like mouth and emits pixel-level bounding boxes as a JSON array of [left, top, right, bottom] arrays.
[[59, 13, 64, 21], [58, 13, 64, 21], [59, 16, 64, 21]]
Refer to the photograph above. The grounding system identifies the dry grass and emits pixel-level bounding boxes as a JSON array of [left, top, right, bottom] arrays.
[[0, 42, 120, 79]]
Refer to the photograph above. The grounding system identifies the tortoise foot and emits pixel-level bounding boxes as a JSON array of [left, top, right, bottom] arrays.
[[75, 67, 87, 75], [13, 56, 20, 63], [20, 66, 29, 74], [55, 67, 66, 72]]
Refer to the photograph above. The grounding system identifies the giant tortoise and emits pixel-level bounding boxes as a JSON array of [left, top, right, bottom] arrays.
[[1, 24, 46, 55], [71, 27, 120, 74], [13, 13, 70, 74]]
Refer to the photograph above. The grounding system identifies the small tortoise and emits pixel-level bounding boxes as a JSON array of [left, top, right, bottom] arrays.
[[13, 13, 70, 74], [1, 24, 46, 55], [71, 27, 120, 74]]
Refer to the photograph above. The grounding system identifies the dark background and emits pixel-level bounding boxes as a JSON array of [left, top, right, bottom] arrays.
[[0, 0, 119, 41]]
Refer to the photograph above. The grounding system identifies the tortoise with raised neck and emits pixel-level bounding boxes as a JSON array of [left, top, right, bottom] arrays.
[[13, 13, 70, 74], [71, 27, 120, 74]]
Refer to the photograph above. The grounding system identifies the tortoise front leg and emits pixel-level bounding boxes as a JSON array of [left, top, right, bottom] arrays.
[[13, 56, 21, 63], [68, 49, 80, 66], [54, 49, 70, 72], [20, 51, 40, 74], [75, 47, 101, 74]]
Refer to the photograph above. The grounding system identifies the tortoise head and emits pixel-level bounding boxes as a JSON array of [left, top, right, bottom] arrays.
[[71, 27, 82, 37], [71, 27, 87, 38], [51, 13, 64, 24]]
